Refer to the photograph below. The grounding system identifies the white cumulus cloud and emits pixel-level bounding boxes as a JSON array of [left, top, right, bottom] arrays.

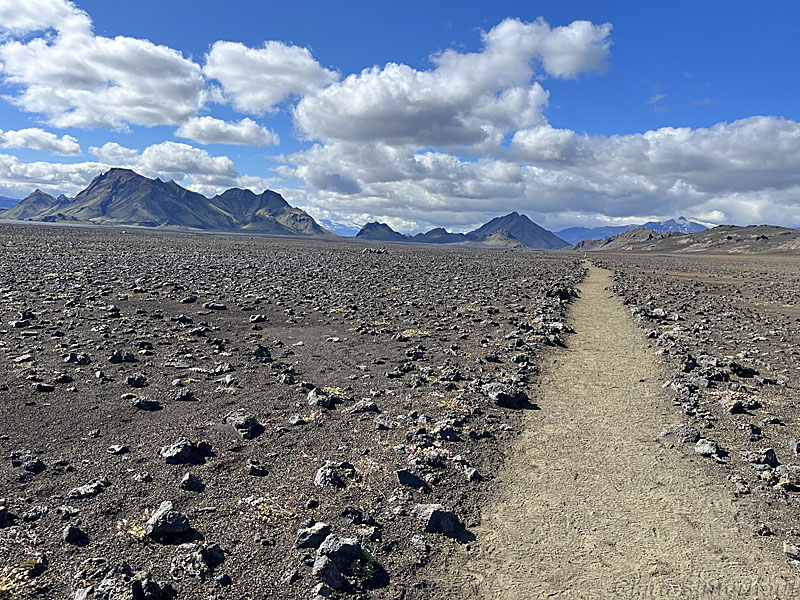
[[0, 0, 338, 133], [175, 116, 279, 146], [286, 116, 800, 231], [0, 0, 91, 36], [3, 4, 799, 231], [204, 40, 338, 114], [0, 127, 80, 155], [294, 18, 610, 151], [0, 0, 204, 129], [0, 152, 105, 198], [89, 142, 140, 164]]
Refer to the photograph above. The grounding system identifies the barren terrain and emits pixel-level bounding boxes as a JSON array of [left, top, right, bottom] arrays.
[[3, 226, 800, 599], [0, 224, 582, 599]]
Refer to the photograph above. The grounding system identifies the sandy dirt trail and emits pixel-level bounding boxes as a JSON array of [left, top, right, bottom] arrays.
[[446, 264, 800, 599]]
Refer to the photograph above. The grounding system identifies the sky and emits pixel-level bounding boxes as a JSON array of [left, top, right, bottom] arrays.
[[0, 0, 798, 233]]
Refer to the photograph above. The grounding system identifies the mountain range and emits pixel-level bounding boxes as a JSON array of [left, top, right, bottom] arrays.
[[556, 217, 708, 245], [574, 224, 800, 254], [5, 168, 788, 254], [0, 170, 571, 249], [1, 168, 335, 238], [355, 212, 570, 249]]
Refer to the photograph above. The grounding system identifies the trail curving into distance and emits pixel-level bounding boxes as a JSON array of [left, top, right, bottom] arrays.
[[446, 264, 800, 599]]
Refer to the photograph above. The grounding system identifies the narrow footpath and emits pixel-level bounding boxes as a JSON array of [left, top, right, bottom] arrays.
[[446, 265, 800, 599]]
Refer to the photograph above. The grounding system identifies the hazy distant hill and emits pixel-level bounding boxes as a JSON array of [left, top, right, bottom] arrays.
[[355, 221, 409, 242], [412, 227, 466, 244], [574, 228, 684, 251], [0, 195, 19, 210], [2, 189, 69, 220], [355, 211, 569, 250], [557, 216, 707, 244], [575, 224, 800, 254], [1, 168, 337, 238]]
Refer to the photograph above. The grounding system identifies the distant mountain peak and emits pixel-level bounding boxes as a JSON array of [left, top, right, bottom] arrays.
[[355, 221, 408, 242], [1, 188, 63, 220], [575, 223, 800, 254], [557, 216, 708, 244], [468, 212, 569, 249], [354, 212, 568, 249], [0, 168, 337, 239]]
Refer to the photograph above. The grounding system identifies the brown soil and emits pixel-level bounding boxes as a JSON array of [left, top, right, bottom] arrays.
[[443, 264, 800, 599]]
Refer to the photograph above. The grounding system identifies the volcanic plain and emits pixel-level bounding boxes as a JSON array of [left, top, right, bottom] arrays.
[[3, 225, 800, 600], [0, 224, 583, 599]]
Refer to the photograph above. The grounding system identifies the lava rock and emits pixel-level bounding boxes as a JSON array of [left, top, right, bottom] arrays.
[[108, 350, 136, 364], [317, 534, 362, 570], [67, 479, 108, 499], [127, 372, 148, 388], [251, 345, 272, 363], [345, 399, 380, 414], [481, 381, 527, 408], [741, 448, 779, 469], [63, 523, 89, 545], [307, 388, 334, 409], [223, 409, 264, 439], [159, 438, 211, 465], [130, 396, 162, 411], [247, 459, 268, 476], [169, 542, 225, 580], [411, 504, 463, 537], [694, 438, 720, 457], [145, 501, 190, 540], [396, 469, 426, 488], [730, 361, 759, 378], [314, 461, 356, 488], [180, 473, 205, 492], [202, 302, 228, 311], [312, 556, 344, 590], [295, 522, 332, 549], [0, 506, 11, 528], [169, 388, 195, 402], [11, 449, 45, 473], [784, 541, 800, 561], [22, 506, 48, 522]]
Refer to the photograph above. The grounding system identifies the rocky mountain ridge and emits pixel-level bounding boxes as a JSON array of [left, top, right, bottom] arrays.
[[1, 169, 336, 239], [356, 212, 569, 250], [575, 224, 800, 254], [557, 216, 708, 245]]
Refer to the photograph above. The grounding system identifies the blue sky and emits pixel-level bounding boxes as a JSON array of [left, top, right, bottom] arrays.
[[1, 0, 799, 232]]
